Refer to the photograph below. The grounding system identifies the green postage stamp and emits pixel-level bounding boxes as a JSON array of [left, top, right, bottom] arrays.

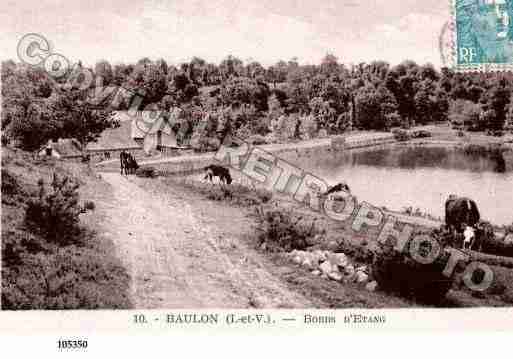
[[454, 0, 513, 70]]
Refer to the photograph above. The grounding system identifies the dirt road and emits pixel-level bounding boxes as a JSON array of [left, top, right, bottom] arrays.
[[98, 172, 313, 309]]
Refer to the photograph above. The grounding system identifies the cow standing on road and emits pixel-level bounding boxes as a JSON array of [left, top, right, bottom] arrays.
[[120, 151, 129, 176], [204, 165, 232, 185], [127, 153, 139, 174]]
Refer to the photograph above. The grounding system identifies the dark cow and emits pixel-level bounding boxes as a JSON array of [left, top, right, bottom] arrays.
[[445, 195, 481, 249], [324, 182, 350, 196], [126, 153, 139, 175], [120, 151, 129, 176], [204, 164, 232, 185]]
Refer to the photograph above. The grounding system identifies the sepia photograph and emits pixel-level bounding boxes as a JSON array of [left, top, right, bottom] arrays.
[[2, 0, 513, 317]]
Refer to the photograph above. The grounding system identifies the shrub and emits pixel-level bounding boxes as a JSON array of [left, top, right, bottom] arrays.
[[254, 206, 322, 252], [337, 237, 375, 263], [136, 166, 157, 178], [2, 245, 132, 309], [192, 136, 221, 152], [204, 183, 273, 206], [371, 228, 454, 303], [1, 169, 26, 205], [411, 130, 432, 138], [392, 128, 410, 141], [247, 134, 268, 145], [476, 222, 513, 257], [24, 174, 84, 245]]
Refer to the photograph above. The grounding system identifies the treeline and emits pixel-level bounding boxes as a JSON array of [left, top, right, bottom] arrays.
[[3, 54, 513, 151]]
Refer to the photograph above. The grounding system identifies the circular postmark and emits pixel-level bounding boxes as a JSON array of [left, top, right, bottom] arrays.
[[439, 19, 457, 68]]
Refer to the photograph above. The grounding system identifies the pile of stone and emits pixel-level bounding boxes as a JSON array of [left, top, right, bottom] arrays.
[[287, 249, 378, 292]]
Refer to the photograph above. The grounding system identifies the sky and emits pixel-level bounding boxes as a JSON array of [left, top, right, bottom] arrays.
[[1, 0, 451, 67]]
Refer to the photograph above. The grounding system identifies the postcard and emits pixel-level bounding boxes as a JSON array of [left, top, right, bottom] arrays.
[[2, 0, 513, 353]]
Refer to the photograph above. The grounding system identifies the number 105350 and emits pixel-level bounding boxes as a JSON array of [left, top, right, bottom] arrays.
[[57, 339, 88, 350]]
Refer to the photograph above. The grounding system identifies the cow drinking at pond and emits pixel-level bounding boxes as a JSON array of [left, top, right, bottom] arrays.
[[445, 195, 481, 250], [204, 165, 232, 185], [324, 181, 351, 196]]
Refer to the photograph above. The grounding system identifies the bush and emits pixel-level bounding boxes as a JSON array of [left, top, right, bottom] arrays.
[[247, 134, 268, 145], [192, 136, 221, 152], [24, 174, 85, 245], [136, 166, 157, 178], [392, 128, 411, 142], [372, 228, 454, 303], [254, 206, 322, 252], [411, 130, 432, 138], [2, 245, 131, 309], [1, 169, 26, 205], [204, 183, 273, 206]]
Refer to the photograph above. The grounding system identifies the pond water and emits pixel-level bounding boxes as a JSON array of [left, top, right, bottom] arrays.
[[301, 145, 513, 226]]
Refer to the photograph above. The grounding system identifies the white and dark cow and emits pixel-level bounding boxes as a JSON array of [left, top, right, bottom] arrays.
[[445, 195, 481, 250]]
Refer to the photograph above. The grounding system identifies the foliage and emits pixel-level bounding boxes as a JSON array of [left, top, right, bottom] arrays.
[[372, 229, 454, 303], [392, 128, 411, 141], [135, 166, 158, 178], [25, 174, 89, 245], [254, 206, 323, 252], [2, 245, 131, 309], [449, 99, 482, 130], [246, 134, 268, 145], [1, 151, 131, 309], [4, 57, 513, 151], [355, 85, 398, 130]]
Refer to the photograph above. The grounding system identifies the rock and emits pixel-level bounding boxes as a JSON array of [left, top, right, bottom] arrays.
[[311, 270, 321, 276], [365, 281, 378, 292], [356, 265, 368, 273], [328, 253, 348, 267], [306, 234, 323, 246], [325, 240, 339, 252], [259, 242, 267, 251], [355, 271, 369, 283], [302, 258, 314, 270], [313, 249, 326, 260], [293, 256, 302, 264], [311, 250, 326, 264], [344, 265, 355, 276], [328, 271, 343, 281], [321, 273, 329, 280], [319, 261, 333, 275]]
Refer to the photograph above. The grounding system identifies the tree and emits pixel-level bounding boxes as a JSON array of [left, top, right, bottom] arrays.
[[219, 55, 243, 79], [414, 81, 435, 124], [320, 53, 339, 75], [481, 80, 510, 131], [94, 60, 113, 85], [355, 85, 398, 130], [126, 63, 167, 105], [448, 99, 482, 130], [48, 89, 116, 146]]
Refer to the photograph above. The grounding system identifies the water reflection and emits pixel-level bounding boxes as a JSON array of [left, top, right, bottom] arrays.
[[303, 145, 513, 225]]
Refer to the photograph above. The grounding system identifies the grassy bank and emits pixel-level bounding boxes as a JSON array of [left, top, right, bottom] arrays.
[[1, 148, 132, 310], [150, 173, 513, 307]]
